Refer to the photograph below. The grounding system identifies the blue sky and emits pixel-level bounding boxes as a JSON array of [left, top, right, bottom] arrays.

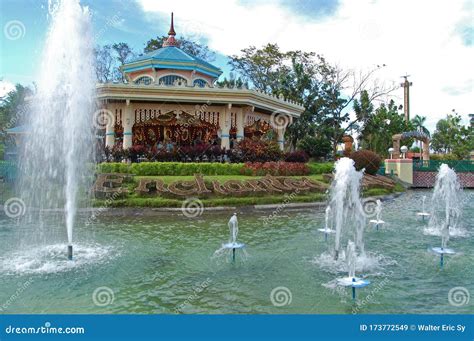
[[0, 0, 472, 130]]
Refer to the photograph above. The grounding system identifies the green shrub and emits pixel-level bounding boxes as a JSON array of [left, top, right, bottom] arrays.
[[97, 162, 245, 176], [308, 162, 334, 174], [429, 153, 458, 161], [350, 150, 382, 175], [297, 136, 332, 158]]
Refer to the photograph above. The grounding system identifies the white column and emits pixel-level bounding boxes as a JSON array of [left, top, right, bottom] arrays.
[[105, 105, 115, 148], [220, 104, 231, 150], [122, 100, 133, 149], [236, 108, 244, 142], [277, 127, 285, 151]]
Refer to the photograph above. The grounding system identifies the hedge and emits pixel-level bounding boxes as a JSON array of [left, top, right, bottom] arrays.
[[308, 162, 334, 175], [98, 161, 336, 176], [97, 162, 245, 176]]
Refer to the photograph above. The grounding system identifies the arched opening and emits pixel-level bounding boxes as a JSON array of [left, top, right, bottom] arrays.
[[134, 76, 153, 85], [159, 75, 187, 86]]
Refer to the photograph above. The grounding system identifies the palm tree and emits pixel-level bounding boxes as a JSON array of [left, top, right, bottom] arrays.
[[411, 115, 430, 158], [412, 115, 430, 136]]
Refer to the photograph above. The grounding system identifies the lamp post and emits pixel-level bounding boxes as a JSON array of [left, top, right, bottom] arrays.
[[388, 147, 394, 159], [401, 145, 408, 159]]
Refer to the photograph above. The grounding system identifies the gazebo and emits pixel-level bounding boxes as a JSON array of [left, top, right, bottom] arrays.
[[96, 13, 304, 151]]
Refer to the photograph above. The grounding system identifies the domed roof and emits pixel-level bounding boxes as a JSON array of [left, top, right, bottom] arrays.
[[122, 13, 222, 79]]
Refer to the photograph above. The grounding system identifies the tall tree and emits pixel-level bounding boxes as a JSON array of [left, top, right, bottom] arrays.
[[411, 115, 430, 154], [431, 114, 473, 159], [112, 42, 135, 81], [229, 44, 398, 155], [316, 65, 398, 157], [359, 100, 414, 157], [143, 36, 215, 62], [94, 45, 115, 83]]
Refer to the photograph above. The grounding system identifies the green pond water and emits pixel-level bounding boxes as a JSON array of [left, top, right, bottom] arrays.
[[0, 190, 472, 314]]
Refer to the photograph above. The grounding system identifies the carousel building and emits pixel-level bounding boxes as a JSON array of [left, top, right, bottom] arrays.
[[97, 14, 304, 151]]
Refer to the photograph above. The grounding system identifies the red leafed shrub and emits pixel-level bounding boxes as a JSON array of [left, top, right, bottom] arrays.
[[229, 139, 282, 162], [284, 151, 309, 163], [350, 150, 382, 175], [241, 161, 310, 176]]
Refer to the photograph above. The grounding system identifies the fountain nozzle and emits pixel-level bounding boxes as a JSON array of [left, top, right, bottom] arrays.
[[67, 245, 73, 260]]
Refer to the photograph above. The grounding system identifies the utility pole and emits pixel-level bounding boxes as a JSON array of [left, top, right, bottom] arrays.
[[400, 75, 412, 122]]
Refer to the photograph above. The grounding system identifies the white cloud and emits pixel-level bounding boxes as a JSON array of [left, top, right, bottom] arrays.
[[0, 80, 15, 99], [137, 0, 473, 131]]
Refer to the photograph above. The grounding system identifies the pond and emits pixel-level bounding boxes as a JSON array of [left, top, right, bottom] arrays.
[[0, 190, 472, 314]]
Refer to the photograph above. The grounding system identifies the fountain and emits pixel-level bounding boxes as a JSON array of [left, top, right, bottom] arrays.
[[335, 241, 370, 299], [213, 213, 246, 262], [416, 195, 430, 220], [428, 164, 462, 268], [18, 0, 95, 261], [317, 206, 335, 241], [328, 158, 366, 261], [369, 200, 385, 230]]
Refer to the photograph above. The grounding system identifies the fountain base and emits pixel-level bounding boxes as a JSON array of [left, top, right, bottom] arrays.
[[336, 277, 370, 300], [222, 242, 246, 249], [369, 220, 385, 230], [67, 245, 73, 260]]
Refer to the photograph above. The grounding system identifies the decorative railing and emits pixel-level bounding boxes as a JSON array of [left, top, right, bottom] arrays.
[[413, 160, 474, 173]]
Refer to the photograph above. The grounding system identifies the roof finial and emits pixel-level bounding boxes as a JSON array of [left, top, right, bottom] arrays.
[[168, 12, 176, 36], [163, 12, 179, 47]]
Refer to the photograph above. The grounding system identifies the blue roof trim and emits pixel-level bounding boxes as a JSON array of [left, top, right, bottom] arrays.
[[124, 46, 222, 77], [123, 63, 221, 78]]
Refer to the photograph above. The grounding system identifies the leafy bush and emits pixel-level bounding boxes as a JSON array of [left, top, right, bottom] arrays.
[[429, 153, 459, 161], [308, 162, 334, 174], [241, 162, 310, 176], [97, 162, 245, 176], [229, 139, 282, 163], [284, 151, 309, 163], [350, 150, 382, 175], [297, 136, 332, 159]]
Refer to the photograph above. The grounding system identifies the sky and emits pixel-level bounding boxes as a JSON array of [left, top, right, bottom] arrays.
[[0, 0, 472, 132]]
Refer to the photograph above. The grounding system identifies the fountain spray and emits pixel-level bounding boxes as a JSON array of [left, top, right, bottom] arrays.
[[328, 158, 366, 260], [429, 164, 461, 268], [18, 0, 96, 261]]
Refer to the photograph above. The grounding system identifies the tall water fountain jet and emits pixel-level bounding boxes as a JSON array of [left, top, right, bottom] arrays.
[[18, 0, 96, 260], [329, 158, 366, 260], [428, 164, 462, 267]]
